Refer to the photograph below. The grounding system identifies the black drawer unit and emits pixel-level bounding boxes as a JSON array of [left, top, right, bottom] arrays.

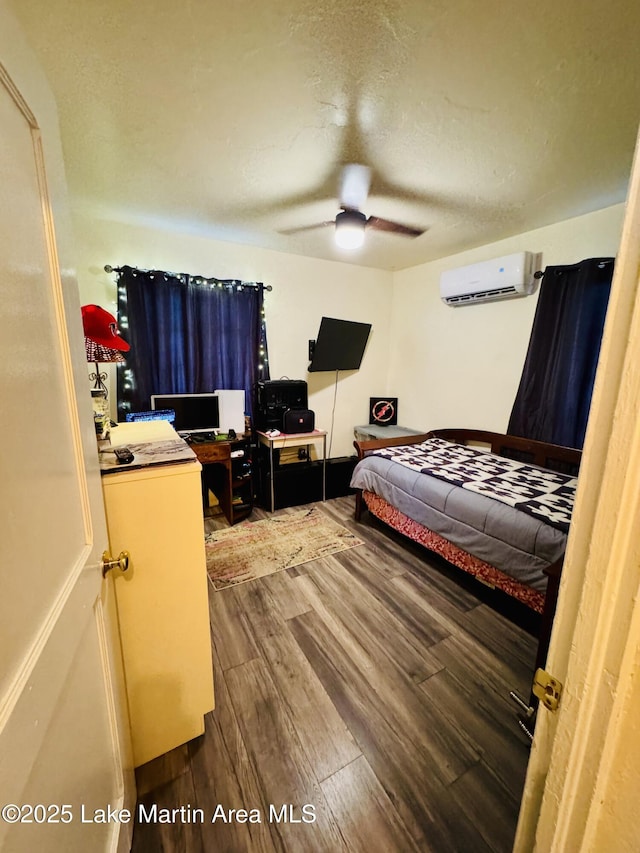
[[256, 459, 323, 510]]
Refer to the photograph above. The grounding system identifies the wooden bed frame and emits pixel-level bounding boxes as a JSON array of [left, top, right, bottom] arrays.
[[352, 428, 582, 678]]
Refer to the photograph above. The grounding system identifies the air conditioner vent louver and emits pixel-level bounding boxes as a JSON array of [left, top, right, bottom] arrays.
[[440, 252, 541, 307]]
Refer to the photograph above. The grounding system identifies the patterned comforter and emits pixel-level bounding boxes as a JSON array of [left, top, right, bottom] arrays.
[[369, 437, 576, 533]]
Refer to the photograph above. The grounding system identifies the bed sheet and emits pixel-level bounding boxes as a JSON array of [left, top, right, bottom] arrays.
[[350, 454, 567, 591]]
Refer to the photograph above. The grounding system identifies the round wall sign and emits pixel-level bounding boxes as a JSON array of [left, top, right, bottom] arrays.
[[369, 397, 398, 426]]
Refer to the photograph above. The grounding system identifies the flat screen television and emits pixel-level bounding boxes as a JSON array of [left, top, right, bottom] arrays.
[[308, 317, 372, 372], [150, 392, 220, 434]]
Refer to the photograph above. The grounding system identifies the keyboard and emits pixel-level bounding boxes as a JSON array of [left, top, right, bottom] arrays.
[[126, 409, 176, 423], [184, 431, 220, 442]]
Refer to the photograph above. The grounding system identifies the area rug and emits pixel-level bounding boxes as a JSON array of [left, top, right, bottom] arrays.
[[205, 507, 364, 590]]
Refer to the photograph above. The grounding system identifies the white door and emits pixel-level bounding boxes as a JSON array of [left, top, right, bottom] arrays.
[[0, 16, 135, 853], [515, 127, 640, 849]]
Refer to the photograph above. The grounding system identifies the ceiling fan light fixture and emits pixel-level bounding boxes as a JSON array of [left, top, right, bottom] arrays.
[[335, 210, 366, 250]]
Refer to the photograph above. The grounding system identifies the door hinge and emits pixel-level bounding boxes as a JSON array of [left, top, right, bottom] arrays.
[[532, 667, 563, 711]]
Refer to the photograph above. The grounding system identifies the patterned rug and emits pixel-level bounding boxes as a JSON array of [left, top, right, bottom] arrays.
[[205, 507, 364, 590]]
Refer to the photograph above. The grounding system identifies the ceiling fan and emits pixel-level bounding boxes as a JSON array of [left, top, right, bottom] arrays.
[[281, 164, 426, 249]]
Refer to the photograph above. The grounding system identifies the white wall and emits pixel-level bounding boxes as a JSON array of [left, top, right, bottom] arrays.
[[389, 204, 626, 434], [72, 215, 393, 458], [73, 203, 625, 456]]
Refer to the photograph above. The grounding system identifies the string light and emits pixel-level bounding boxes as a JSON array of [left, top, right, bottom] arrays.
[[112, 266, 272, 415]]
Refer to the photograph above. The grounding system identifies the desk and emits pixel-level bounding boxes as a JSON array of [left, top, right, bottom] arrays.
[[256, 430, 327, 512], [189, 434, 253, 525]]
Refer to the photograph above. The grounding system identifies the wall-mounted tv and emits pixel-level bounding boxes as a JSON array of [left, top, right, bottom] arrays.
[[308, 317, 372, 372], [150, 392, 220, 434]]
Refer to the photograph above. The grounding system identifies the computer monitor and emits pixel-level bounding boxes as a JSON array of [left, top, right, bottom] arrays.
[[308, 317, 372, 372], [150, 393, 220, 434]]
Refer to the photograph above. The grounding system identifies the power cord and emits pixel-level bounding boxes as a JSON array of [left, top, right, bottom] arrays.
[[328, 369, 339, 458]]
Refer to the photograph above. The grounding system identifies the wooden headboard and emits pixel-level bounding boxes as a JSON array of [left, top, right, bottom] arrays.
[[354, 428, 582, 476]]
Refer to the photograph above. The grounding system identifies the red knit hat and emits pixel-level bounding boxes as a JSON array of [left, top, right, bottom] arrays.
[[81, 304, 130, 351]]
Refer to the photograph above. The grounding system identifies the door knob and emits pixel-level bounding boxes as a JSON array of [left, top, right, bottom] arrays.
[[101, 550, 130, 577]]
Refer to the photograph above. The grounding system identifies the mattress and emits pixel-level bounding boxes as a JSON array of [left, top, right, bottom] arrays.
[[350, 454, 568, 591]]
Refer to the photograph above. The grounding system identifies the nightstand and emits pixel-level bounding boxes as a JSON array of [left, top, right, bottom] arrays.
[[354, 424, 425, 442]]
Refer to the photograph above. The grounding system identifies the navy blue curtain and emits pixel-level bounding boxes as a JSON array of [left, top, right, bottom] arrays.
[[115, 266, 270, 421], [507, 257, 614, 449]]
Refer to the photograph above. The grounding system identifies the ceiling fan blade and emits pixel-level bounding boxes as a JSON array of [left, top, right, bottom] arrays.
[[279, 220, 335, 236], [338, 164, 371, 211], [366, 215, 425, 238]]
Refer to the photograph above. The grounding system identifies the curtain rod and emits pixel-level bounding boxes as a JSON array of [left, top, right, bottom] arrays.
[[104, 264, 272, 291], [533, 257, 615, 279]]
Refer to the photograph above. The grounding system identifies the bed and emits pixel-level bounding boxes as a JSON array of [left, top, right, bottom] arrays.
[[350, 428, 582, 675]]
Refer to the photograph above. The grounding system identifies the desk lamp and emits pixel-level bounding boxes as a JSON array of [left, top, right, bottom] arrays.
[[81, 304, 130, 398]]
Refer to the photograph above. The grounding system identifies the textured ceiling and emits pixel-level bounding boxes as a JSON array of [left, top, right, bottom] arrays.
[[12, 0, 640, 271]]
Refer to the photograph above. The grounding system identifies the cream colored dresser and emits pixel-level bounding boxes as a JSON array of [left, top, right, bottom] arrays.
[[100, 421, 214, 767]]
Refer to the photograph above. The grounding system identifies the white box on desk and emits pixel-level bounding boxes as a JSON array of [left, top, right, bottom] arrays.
[[215, 389, 245, 435]]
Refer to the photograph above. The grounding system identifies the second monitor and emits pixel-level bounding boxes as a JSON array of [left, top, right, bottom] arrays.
[[150, 392, 219, 435]]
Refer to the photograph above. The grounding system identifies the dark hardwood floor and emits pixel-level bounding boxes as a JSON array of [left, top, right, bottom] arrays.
[[132, 496, 536, 853]]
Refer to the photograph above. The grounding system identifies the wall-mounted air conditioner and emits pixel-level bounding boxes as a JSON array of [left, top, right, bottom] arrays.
[[440, 252, 542, 307]]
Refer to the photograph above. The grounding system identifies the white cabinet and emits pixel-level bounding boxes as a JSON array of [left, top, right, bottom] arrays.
[[101, 423, 214, 767]]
